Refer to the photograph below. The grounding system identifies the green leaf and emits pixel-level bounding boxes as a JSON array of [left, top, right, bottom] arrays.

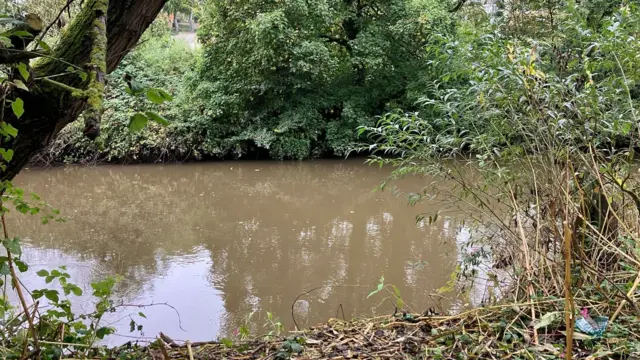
[[0, 122, 17, 137], [534, 311, 562, 330], [16, 63, 29, 80], [12, 80, 28, 91], [290, 342, 303, 353], [0, 36, 11, 47], [44, 290, 59, 303], [91, 276, 118, 297], [126, 80, 145, 95], [32, 289, 44, 299], [156, 88, 173, 101], [36, 40, 50, 51], [146, 88, 168, 104], [14, 259, 28, 272], [10, 30, 32, 38], [2, 237, 21, 256], [138, 312, 146, 318], [145, 111, 169, 126], [0, 149, 14, 162], [96, 326, 115, 339], [78, 71, 87, 82], [11, 98, 24, 118], [392, 285, 404, 309], [221, 338, 233, 347], [70, 285, 82, 296], [45, 275, 54, 284], [0, 262, 9, 276], [128, 113, 148, 132], [36, 269, 49, 277]]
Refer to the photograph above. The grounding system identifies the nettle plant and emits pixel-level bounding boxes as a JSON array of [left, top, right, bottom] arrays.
[[0, 16, 168, 358]]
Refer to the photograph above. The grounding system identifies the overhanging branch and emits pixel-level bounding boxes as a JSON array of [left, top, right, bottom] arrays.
[[319, 34, 352, 53], [0, 0, 166, 182], [82, 0, 109, 140], [0, 49, 45, 64]]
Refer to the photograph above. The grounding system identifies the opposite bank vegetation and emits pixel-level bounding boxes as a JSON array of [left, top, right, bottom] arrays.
[[3, 0, 640, 359]]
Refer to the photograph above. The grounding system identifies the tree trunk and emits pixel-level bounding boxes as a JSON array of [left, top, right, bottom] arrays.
[[173, 12, 179, 31], [189, 10, 195, 32], [1, 0, 166, 182]]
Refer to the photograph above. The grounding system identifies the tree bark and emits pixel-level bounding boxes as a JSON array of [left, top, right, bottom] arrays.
[[1, 0, 166, 182]]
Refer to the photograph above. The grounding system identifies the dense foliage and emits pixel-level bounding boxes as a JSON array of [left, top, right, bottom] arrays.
[[359, 1, 640, 358], [43, 0, 453, 162]]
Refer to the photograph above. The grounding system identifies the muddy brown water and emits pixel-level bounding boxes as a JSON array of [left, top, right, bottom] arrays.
[[9, 160, 465, 344]]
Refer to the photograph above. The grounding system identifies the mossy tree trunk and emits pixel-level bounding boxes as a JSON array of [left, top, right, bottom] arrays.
[[0, 0, 166, 181]]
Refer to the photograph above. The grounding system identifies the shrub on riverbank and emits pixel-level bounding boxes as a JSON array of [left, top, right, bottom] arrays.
[[357, 2, 640, 358]]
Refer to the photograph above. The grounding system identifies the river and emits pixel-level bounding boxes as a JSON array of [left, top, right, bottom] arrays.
[[9, 160, 464, 344]]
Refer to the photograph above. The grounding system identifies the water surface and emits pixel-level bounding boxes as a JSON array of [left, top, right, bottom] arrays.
[[11, 160, 461, 343]]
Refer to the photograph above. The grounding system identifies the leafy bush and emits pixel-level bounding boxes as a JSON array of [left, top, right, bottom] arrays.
[[358, 4, 640, 356]]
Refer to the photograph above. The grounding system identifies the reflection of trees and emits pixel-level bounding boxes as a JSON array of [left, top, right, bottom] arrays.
[[10, 160, 460, 335], [197, 162, 460, 332]]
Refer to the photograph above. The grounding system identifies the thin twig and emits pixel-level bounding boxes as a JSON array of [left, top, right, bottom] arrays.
[[291, 286, 322, 330], [1, 213, 40, 358]]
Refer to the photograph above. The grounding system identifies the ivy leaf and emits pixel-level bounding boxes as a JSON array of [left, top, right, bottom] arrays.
[[12, 80, 28, 91], [11, 98, 24, 118], [290, 342, 303, 354], [128, 113, 148, 132], [0, 148, 14, 162], [145, 111, 169, 126], [16, 63, 29, 80]]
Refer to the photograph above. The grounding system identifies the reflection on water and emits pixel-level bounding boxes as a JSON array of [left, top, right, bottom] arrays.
[[11, 160, 461, 343]]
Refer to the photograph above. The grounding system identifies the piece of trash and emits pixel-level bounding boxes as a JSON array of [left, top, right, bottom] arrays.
[[576, 308, 608, 338]]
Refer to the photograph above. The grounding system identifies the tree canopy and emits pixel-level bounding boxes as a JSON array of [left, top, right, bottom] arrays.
[[182, 0, 451, 159]]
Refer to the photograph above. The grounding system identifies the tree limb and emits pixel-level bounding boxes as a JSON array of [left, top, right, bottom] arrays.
[[82, 0, 109, 139], [319, 34, 352, 53], [0, 0, 166, 182], [0, 49, 45, 64]]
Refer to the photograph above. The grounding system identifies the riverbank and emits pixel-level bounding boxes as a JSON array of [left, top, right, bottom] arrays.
[[85, 303, 640, 359]]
